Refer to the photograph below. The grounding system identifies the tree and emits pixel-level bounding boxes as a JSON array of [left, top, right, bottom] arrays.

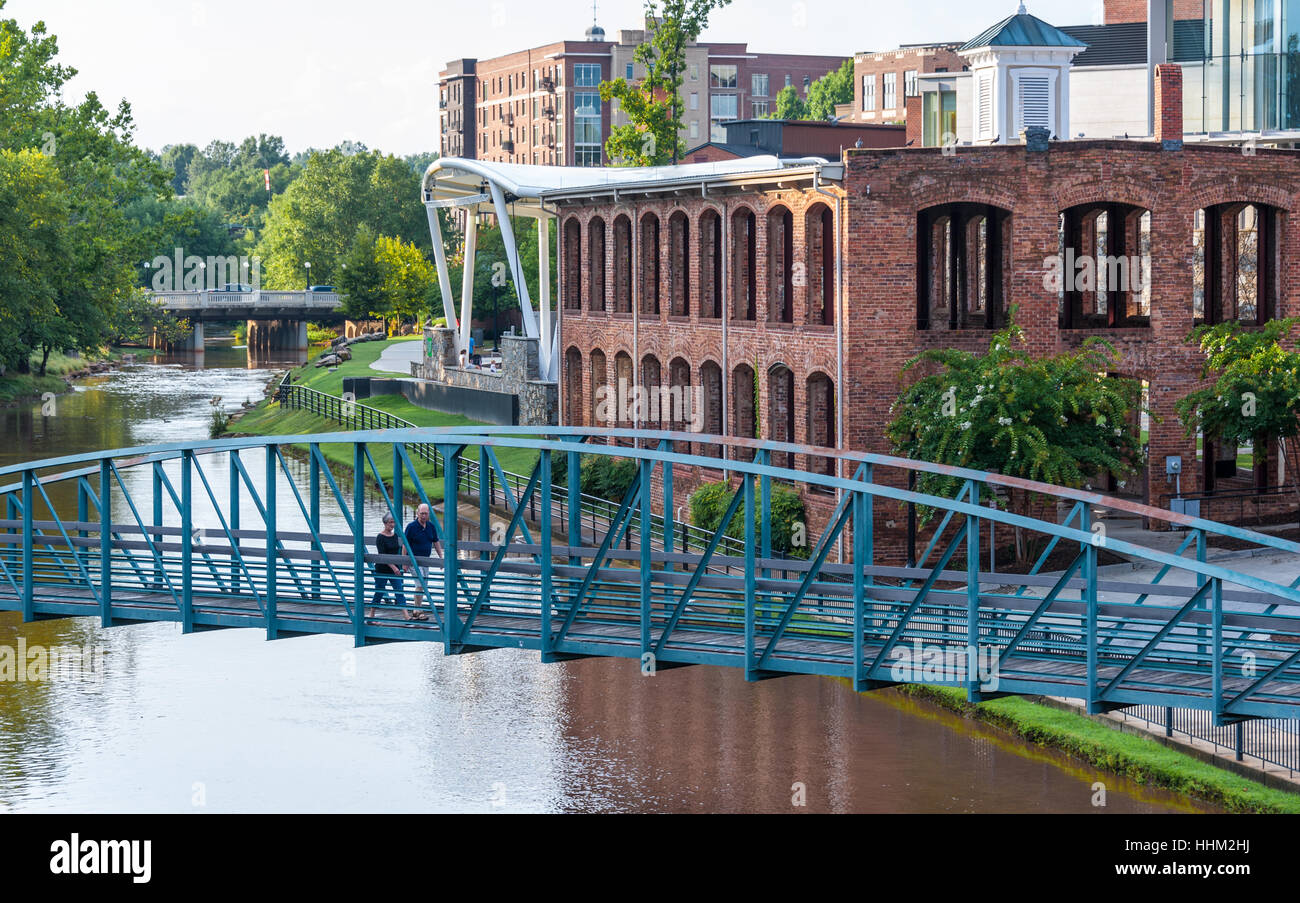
[[772, 85, 808, 120], [374, 235, 435, 329], [1175, 318, 1300, 502], [254, 149, 427, 289], [0, 149, 68, 373], [105, 288, 191, 347], [805, 60, 854, 121], [600, 0, 731, 165], [689, 480, 808, 558], [886, 313, 1144, 561], [337, 226, 385, 320]]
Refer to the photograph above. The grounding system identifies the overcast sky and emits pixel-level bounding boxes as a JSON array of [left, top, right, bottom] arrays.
[[7, 0, 1105, 157]]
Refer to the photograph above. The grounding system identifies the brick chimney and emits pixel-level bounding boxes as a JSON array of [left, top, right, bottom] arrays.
[[1154, 63, 1183, 150], [904, 95, 922, 147]]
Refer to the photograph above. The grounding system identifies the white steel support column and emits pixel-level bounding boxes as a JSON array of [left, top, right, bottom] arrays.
[[460, 207, 478, 356], [488, 181, 540, 351], [426, 205, 461, 355], [538, 217, 553, 380]]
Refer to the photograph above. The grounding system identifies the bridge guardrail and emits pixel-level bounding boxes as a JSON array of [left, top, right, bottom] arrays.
[[276, 378, 749, 566]]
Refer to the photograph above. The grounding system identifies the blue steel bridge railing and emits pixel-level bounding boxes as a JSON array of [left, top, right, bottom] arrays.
[[276, 379, 753, 566], [2, 427, 1300, 725]]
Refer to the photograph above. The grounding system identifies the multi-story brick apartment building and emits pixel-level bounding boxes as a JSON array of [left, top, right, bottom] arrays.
[[438, 21, 847, 167], [849, 43, 969, 128], [551, 64, 1300, 557]]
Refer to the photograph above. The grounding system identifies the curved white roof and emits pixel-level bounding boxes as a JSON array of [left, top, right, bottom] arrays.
[[422, 155, 837, 212]]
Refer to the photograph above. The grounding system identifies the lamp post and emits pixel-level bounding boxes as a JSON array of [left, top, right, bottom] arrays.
[[304, 261, 312, 291]]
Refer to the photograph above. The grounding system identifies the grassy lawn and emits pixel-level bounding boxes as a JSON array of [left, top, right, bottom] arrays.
[[897, 684, 1300, 813], [228, 337, 539, 500]]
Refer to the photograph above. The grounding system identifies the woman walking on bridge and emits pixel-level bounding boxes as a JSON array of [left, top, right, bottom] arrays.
[[370, 515, 407, 618]]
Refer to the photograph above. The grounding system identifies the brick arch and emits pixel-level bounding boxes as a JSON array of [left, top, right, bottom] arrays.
[[565, 346, 584, 425], [698, 206, 724, 318], [730, 205, 758, 320], [766, 204, 795, 323], [698, 359, 724, 456], [1054, 179, 1160, 213], [639, 211, 661, 316], [668, 210, 690, 317], [587, 216, 606, 312], [611, 214, 633, 314], [905, 181, 1020, 214], [562, 217, 582, 310], [767, 362, 796, 468], [1185, 182, 1294, 213]]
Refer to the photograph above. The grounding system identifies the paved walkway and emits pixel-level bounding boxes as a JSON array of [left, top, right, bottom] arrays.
[[370, 337, 424, 375]]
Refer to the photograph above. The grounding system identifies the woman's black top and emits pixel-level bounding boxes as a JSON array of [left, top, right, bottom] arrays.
[[375, 531, 401, 573]]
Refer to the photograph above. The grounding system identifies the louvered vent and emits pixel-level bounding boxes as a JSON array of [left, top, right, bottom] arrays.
[[1019, 76, 1050, 129]]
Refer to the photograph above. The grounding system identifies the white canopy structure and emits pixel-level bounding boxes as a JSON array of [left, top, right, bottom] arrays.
[[420, 155, 834, 382]]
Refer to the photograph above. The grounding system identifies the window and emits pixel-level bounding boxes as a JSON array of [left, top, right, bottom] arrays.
[[690, 91, 699, 110], [711, 93, 738, 119], [752, 100, 769, 117], [904, 69, 919, 97], [574, 90, 602, 167], [884, 72, 897, 109], [575, 63, 601, 87], [752, 73, 769, 96], [710, 64, 737, 88], [802, 75, 811, 91], [785, 74, 792, 88], [626, 62, 634, 80], [862, 74, 875, 111], [922, 89, 957, 147], [690, 120, 699, 138]]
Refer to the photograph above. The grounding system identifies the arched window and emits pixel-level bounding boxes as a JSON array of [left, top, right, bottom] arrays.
[[767, 364, 795, 468], [589, 349, 607, 436], [731, 207, 756, 320], [669, 211, 690, 317], [588, 217, 606, 312], [1058, 201, 1151, 328], [612, 215, 632, 314], [806, 372, 835, 483], [1193, 202, 1279, 326], [700, 361, 723, 460], [917, 203, 1008, 330], [699, 209, 722, 319], [767, 206, 794, 323], [565, 346, 584, 425], [806, 203, 834, 325], [640, 213, 660, 316], [640, 354, 663, 430], [563, 218, 582, 310], [731, 363, 756, 460]]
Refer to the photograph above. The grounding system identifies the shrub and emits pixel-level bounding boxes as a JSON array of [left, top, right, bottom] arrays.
[[580, 455, 638, 502], [689, 479, 808, 558]]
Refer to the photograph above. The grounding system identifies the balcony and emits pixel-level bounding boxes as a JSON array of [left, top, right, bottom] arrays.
[[502, 139, 515, 153], [542, 105, 555, 120], [541, 77, 555, 93]]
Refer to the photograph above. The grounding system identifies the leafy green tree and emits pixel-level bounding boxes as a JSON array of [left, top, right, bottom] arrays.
[[772, 85, 808, 120], [805, 60, 855, 120], [600, 0, 731, 165], [375, 235, 435, 328], [0, 149, 68, 373], [886, 313, 1144, 561], [254, 149, 427, 289], [337, 226, 385, 320], [160, 143, 198, 194], [105, 288, 191, 346], [1175, 318, 1300, 500]]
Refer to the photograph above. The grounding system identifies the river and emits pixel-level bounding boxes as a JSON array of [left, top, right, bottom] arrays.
[[0, 341, 1211, 813]]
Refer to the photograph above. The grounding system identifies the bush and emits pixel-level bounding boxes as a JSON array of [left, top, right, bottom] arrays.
[[689, 479, 808, 558], [307, 323, 337, 345], [580, 455, 638, 502]]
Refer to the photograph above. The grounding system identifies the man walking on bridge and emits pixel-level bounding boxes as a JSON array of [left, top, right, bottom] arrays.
[[404, 503, 443, 621]]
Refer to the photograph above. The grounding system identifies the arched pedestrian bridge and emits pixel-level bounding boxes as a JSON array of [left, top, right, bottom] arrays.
[[2, 428, 1299, 722]]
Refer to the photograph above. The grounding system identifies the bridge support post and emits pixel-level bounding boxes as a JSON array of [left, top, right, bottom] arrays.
[[21, 470, 33, 622], [965, 480, 985, 702], [743, 473, 758, 681], [265, 446, 278, 640], [100, 459, 112, 627], [441, 445, 461, 653], [639, 457, 652, 657], [853, 488, 868, 690], [1081, 504, 1102, 713], [541, 449, 553, 656], [353, 442, 366, 647], [293, 320, 308, 351], [230, 451, 241, 595], [310, 447, 321, 601], [181, 450, 194, 633]]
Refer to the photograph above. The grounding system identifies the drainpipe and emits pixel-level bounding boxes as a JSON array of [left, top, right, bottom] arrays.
[[813, 166, 844, 563]]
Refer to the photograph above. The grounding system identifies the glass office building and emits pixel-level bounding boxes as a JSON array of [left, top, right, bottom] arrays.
[[1182, 0, 1300, 132]]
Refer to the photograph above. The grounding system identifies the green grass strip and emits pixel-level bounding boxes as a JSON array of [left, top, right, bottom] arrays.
[[895, 684, 1300, 813]]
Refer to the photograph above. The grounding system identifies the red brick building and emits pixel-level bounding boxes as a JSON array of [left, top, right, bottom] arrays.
[[439, 23, 847, 167], [851, 44, 969, 127], [553, 67, 1299, 556]]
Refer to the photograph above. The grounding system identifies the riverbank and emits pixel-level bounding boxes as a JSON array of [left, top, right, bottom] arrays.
[[893, 684, 1300, 813], [226, 336, 537, 499], [0, 347, 156, 406]]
